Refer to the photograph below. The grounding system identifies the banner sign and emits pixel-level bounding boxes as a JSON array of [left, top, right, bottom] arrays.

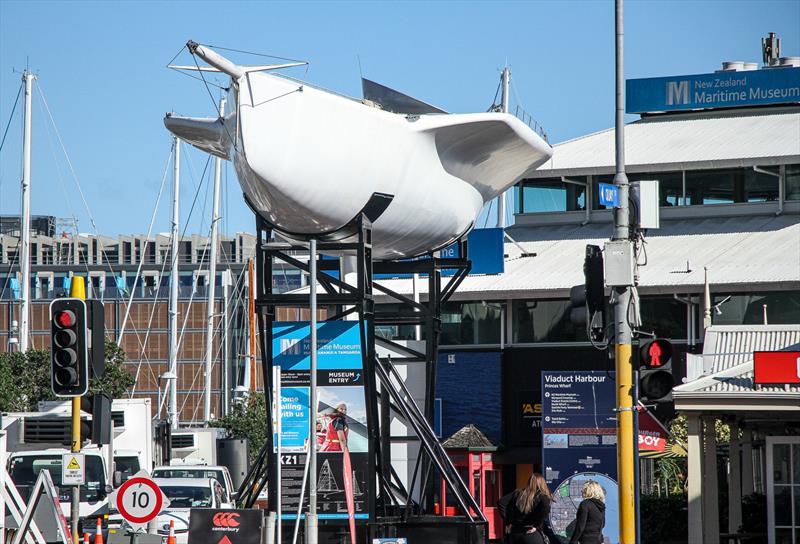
[[187, 509, 264, 544], [542, 371, 620, 544], [626, 67, 800, 113], [638, 402, 669, 453], [272, 321, 370, 521], [754, 351, 800, 384]]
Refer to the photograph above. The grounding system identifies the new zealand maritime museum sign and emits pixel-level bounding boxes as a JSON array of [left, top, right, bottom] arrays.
[[626, 67, 800, 113]]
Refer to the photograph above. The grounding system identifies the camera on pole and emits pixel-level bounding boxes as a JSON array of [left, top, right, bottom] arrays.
[[569, 244, 606, 342], [638, 338, 675, 403], [50, 298, 90, 397]]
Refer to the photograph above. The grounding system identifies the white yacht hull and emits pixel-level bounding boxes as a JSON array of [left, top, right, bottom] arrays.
[[165, 53, 552, 259]]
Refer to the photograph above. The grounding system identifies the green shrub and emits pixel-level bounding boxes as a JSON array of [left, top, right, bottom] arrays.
[[640, 494, 687, 544]]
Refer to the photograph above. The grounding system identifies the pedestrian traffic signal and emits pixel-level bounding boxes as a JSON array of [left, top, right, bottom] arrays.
[[638, 338, 675, 402], [569, 245, 605, 341], [50, 298, 90, 397]]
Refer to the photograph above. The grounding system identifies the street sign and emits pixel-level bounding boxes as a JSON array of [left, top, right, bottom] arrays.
[[598, 182, 620, 208], [109, 470, 170, 531], [754, 351, 800, 384], [188, 509, 264, 544], [61, 453, 85, 486]]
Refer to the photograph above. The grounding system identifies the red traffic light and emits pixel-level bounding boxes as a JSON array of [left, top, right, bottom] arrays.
[[54, 310, 76, 328], [640, 339, 673, 368]]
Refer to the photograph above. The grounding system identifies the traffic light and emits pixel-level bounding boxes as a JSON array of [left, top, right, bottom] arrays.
[[50, 298, 89, 397], [638, 338, 675, 403], [569, 244, 605, 341], [81, 393, 112, 445]]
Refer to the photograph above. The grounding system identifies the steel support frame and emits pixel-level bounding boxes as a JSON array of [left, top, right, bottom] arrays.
[[237, 211, 483, 539]]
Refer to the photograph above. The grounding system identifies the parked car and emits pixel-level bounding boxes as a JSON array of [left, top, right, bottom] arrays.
[[152, 465, 236, 503]]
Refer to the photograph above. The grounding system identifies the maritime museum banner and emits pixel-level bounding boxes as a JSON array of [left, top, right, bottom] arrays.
[[626, 66, 800, 113], [272, 321, 370, 521]]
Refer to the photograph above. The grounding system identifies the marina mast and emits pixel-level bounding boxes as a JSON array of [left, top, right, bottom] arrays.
[[18, 71, 35, 353], [169, 136, 181, 428]]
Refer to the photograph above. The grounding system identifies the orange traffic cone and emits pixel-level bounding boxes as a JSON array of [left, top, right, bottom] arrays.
[[167, 520, 176, 544], [93, 517, 103, 544], [83, 533, 90, 544]]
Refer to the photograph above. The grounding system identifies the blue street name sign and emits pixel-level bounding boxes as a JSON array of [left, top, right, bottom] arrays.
[[598, 183, 619, 208]]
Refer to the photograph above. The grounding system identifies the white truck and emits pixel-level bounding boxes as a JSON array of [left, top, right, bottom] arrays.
[[2, 398, 154, 524]]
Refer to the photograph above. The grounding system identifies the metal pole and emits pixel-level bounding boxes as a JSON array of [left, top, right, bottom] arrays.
[[248, 259, 257, 391], [274, 366, 283, 544], [169, 137, 181, 429], [204, 97, 226, 422], [613, 1, 635, 542], [306, 239, 318, 544], [69, 276, 86, 544], [19, 72, 35, 353], [497, 67, 511, 229]]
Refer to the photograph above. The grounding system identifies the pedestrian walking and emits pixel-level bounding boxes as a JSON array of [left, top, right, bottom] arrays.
[[569, 480, 606, 544], [497, 473, 553, 544]]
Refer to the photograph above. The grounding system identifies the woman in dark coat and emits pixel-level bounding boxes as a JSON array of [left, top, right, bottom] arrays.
[[497, 473, 554, 544], [569, 480, 606, 544]]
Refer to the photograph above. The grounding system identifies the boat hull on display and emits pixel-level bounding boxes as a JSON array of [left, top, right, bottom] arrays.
[[165, 46, 553, 260]]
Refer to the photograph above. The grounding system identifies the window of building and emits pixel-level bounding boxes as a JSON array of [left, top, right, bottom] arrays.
[[711, 291, 800, 326], [515, 178, 587, 214], [786, 164, 800, 201], [440, 302, 503, 345], [512, 299, 588, 343], [638, 296, 688, 340]]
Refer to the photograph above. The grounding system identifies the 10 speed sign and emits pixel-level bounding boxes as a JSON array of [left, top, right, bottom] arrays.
[[110, 470, 170, 530]]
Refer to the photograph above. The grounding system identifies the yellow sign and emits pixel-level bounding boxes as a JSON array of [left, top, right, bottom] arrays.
[[67, 457, 81, 470]]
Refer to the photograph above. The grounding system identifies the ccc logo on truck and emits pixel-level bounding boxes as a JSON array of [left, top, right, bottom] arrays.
[[213, 512, 240, 528]]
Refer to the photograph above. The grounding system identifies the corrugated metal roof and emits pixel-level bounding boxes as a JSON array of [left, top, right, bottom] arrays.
[[376, 214, 800, 299], [529, 107, 800, 177], [674, 325, 800, 396]]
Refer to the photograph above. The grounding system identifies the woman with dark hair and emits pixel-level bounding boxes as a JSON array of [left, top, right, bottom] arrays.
[[497, 473, 554, 544]]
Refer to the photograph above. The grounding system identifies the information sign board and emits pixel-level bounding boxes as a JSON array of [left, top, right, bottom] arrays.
[[272, 321, 370, 522], [542, 371, 619, 544], [61, 453, 85, 486], [754, 351, 800, 384]]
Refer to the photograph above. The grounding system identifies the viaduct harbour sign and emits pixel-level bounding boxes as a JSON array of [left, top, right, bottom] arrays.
[[626, 66, 800, 113]]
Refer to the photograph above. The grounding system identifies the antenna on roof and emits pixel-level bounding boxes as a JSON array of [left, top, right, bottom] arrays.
[[762, 32, 781, 66]]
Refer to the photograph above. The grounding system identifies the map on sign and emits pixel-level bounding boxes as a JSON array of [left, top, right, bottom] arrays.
[[549, 472, 618, 544]]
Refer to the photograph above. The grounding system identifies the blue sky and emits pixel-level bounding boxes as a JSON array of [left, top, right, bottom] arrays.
[[1, 0, 798, 238]]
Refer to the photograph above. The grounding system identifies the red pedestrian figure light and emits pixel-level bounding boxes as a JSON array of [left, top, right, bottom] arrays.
[[649, 342, 663, 367]]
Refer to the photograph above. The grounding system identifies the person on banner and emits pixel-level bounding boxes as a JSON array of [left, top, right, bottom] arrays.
[[320, 403, 349, 452], [497, 473, 554, 544], [568, 480, 606, 544]]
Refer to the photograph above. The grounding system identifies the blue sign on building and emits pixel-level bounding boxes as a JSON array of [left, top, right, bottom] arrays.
[[626, 67, 800, 113]]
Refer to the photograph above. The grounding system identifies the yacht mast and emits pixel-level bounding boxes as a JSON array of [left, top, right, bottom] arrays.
[[169, 137, 181, 428], [204, 97, 225, 422], [497, 66, 510, 229], [18, 71, 35, 353]]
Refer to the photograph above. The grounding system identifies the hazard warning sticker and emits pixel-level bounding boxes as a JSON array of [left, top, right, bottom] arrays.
[[62, 452, 85, 485]]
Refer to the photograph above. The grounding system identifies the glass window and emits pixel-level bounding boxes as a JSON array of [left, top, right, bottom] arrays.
[[628, 172, 685, 206], [517, 178, 587, 214], [786, 164, 800, 201], [512, 299, 588, 343], [712, 291, 800, 326], [639, 296, 688, 340], [441, 302, 503, 345], [685, 167, 779, 205]]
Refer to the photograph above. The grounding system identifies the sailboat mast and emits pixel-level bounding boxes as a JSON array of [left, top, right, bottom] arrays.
[[169, 137, 181, 429], [18, 72, 35, 353], [204, 97, 226, 422], [248, 258, 256, 391], [497, 66, 511, 229]]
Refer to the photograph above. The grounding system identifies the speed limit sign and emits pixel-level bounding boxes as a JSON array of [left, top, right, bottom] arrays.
[[110, 470, 170, 530]]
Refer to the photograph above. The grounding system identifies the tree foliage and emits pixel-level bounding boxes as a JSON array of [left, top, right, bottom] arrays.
[[210, 392, 267, 463], [0, 341, 135, 412]]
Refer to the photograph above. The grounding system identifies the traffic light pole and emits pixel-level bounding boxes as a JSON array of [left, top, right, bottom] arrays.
[[613, 1, 636, 542], [69, 277, 86, 544]]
